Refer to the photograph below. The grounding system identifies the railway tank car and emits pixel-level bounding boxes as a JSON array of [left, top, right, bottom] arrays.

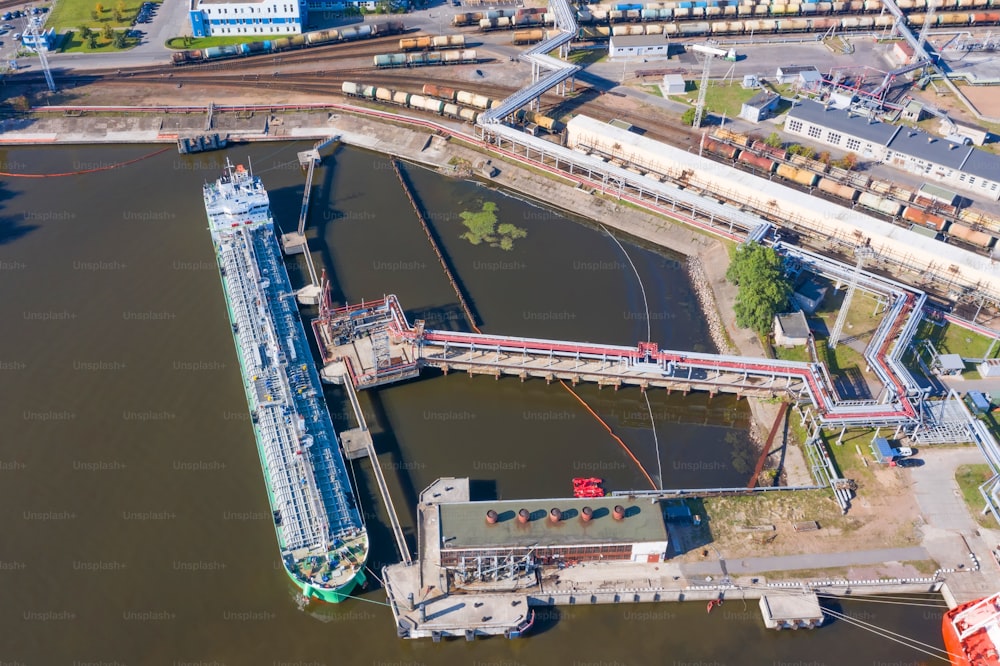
[[171, 20, 404, 65]]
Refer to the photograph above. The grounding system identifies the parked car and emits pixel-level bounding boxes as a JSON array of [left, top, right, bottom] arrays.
[[896, 458, 923, 468], [13, 33, 20, 41], [892, 446, 914, 457]]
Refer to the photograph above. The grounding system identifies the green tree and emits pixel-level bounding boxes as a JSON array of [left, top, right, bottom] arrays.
[[102, 23, 113, 39], [114, 9, 123, 21], [90, 9, 99, 20], [79, 26, 93, 40], [112, 30, 127, 48], [681, 108, 696, 126], [95, 2, 104, 13], [764, 132, 782, 148], [725, 241, 792, 336], [87, 32, 98, 48]]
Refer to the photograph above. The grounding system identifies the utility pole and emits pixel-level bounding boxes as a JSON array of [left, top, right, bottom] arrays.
[[25, 18, 55, 92], [829, 245, 874, 349], [693, 53, 712, 129]]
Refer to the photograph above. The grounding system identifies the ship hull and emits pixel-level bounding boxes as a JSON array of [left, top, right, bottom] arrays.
[[943, 596, 1000, 666], [286, 566, 367, 604], [203, 162, 369, 608]]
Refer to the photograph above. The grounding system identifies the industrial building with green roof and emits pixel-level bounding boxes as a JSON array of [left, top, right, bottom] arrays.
[[436, 496, 670, 568]]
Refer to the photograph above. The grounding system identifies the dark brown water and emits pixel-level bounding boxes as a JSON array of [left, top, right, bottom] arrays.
[[0, 143, 945, 665]]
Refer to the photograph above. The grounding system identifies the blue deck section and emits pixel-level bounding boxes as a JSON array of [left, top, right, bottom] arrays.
[[247, 224, 363, 537]]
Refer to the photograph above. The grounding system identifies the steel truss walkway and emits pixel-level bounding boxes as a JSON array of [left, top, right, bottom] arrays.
[[312, 245, 934, 428]]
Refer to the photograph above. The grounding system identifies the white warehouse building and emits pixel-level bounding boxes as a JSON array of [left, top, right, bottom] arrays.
[[189, 0, 307, 37], [784, 99, 1000, 202], [564, 114, 1000, 298]]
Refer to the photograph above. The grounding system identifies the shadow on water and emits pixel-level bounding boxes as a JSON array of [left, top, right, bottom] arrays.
[[0, 180, 35, 246], [304, 145, 348, 306]]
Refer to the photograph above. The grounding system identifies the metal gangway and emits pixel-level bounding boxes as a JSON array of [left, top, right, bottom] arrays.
[[478, 0, 579, 125], [341, 373, 412, 566], [283, 136, 339, 299]]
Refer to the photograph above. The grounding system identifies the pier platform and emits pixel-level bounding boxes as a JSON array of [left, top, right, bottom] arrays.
[[759, 593, 825, 629]]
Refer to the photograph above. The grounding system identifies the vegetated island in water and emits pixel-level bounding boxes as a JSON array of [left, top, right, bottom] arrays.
[[459, 201, 527, 251]]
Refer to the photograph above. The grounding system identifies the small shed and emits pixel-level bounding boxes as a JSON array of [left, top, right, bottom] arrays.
[[775, 65, 819, 85], [936, 353, 966, 376], [661, 74, 686, 95], [609, 33, 670, 58], [949, 118, 990, 147], [918, 183, 959, 207], [891, 40, 915, 66], [21, 27, 57, 52], [792, 279, 828, 314], [871, 437, 897, 464], [742, 74, 760, 89], [773, 311, 810, 347], [901, 100, 926, 123], [979, 359, 1000, 378], [968, 391, 992, 415], [797, 69, 823, 92], [740, 90, 781, 123]]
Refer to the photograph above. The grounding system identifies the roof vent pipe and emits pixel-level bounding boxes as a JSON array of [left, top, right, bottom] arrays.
[[549, 508, 562, 524], [517, 508, 530, 524], [581, 506, 594, 522], [613, 505, 626, 521], [486, 510, 499, 525]]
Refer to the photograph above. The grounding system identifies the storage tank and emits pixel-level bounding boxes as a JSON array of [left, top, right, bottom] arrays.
[[360, 84, 377, 98], [858, 192, 903, 217], [675, 6, 691, 17], [902, 206, 948, 231], [737, 4, 753, 14], [375, 87, 393, 102], [939, 12, 970, 23], [816, 1, 832, 11], [690, 6, 706, 16], [812, 16, 838, 28], [392, 91, 411, 105], [408, 94, 426, 109], [443, 102, 460, 117], [863, 0, 880, 10], [373, 54, 396, 67], [707, 5, 722, 15], [422, 97, 445, 113], [723, 4, 737, 14], [407, 52, 427, 65], [737, 152, 776, 172], [817, 177, 859, 201], [512, 28, 546, 43], [831, 1, 846, 11], [341, 81, 361, 96], [459, 107, 480, 122], [612, 24, 630, 34], [703, 137, 739, 159], [609, 9, 625, 20], [770, 3, 789, 14], [399, 37, 419, 50], [423, 84, 457, 100], [897, 0, 914, 7], [783, 18, 809, 29], [777, 164, 818, 187], [679, 20, 711, 32], [479, 17, 495, 29], [874, 15, 894, 26], [272, 37, 290, 51], [629, 24, 646, 34], [949, 222, 995, 248], [646, 22, 664, 32], [497, 16, 512, 27]]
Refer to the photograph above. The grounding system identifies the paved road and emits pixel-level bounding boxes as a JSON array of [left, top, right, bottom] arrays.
[[680, 546, 929, 578], [909, 445, 1000, 603]]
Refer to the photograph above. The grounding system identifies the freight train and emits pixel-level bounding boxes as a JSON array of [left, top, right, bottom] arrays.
[[373, 49, 478, 67], [577, 0, 1000, 22], [573, 12, 999, 39], [420, 84, 565, 131], [171, 20, 405, 65], [455, 6, 554, 26], [702, 132, 1000, 251], [342, 81, 487, 122], [398, 34, 466, 51]]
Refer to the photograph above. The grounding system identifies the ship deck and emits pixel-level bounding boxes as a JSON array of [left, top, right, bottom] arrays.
[[210, 188, 364, 572]]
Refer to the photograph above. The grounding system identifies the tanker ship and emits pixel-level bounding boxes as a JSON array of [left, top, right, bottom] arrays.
[[943, 592, 1000, 665], [202, 159, 368, 603]]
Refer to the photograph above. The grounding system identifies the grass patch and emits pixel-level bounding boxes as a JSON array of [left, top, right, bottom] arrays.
[[59, 28, 138, 52], [913, 318, 1000, 361], [165, 35, 276, 49], [955, 463, 996, 529], [640, 85, 663, 98], [564, 49, 606, 66], [773, 345, 810, 363], [685, 80, 760, 118], [47, 0, 158, 31]]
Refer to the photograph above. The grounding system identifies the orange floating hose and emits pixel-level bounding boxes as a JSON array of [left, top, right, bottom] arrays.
[[0, 146, 172, 178], [559, 380, 658, 490]]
